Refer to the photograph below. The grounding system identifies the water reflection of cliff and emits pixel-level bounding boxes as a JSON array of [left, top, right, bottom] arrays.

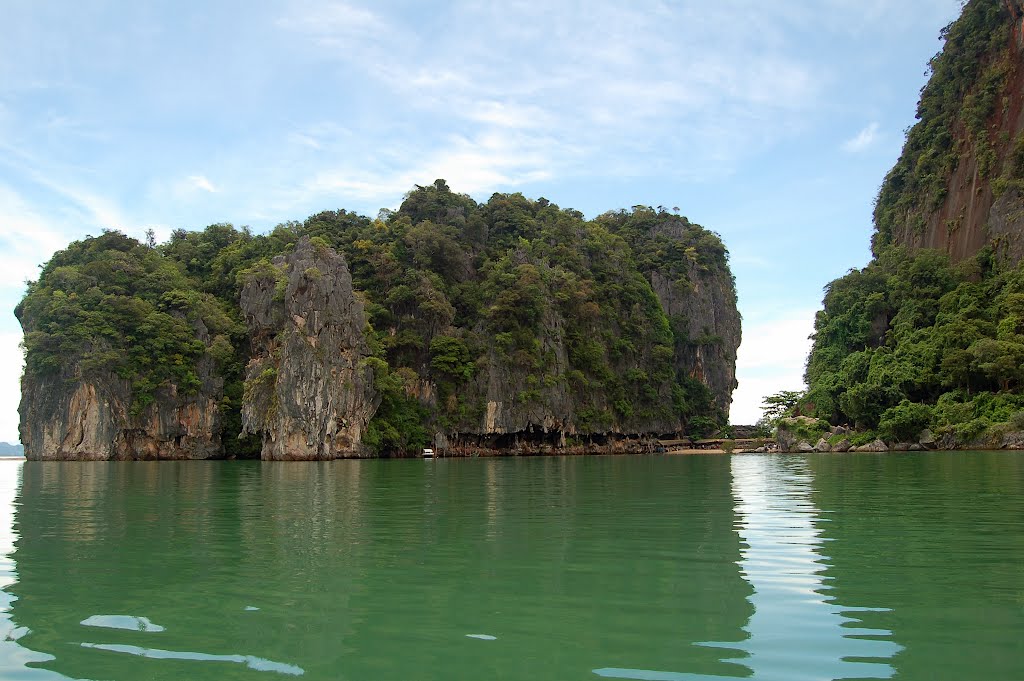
[[809, 452, 1024, 681], [7, 457, 753, 681]]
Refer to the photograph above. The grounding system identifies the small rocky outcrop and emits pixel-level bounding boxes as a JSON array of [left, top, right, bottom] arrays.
[[832, 438, 852, 453], [240, 237, 377, 460], [775, 416, 829, 453], [19, 322, 222, 461], [853, 439, 888, 453]]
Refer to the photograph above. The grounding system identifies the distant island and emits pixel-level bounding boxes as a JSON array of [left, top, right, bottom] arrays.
[[0, 443, 24, 457], [17, 183, 740, 460]]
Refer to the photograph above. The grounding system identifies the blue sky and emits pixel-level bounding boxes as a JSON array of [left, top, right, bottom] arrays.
[[0, 0, 963, 443]]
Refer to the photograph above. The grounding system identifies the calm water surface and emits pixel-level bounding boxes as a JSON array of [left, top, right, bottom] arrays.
[[0, 453, 1021, 680]]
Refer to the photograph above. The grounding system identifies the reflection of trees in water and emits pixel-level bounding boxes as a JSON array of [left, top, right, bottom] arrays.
[[8, 462, 262, 681], [809, 452, 1024, 681], [7, 457, 754, 681], [596, 455, 905, 681]]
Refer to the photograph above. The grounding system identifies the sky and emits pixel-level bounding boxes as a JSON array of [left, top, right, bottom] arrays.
[[0, 0, 965, 443]]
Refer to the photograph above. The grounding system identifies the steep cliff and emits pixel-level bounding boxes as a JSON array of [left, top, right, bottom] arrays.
[[603, 215, 740, 413], [239, 237, 377, 459], [803, 0, 1024, 444], [18, 334, 222, 461], [875, 0, 1024, 263]]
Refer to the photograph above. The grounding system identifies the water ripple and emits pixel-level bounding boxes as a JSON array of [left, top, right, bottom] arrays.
[[80, 642, 304, 675], [80, 615, 164, 632]]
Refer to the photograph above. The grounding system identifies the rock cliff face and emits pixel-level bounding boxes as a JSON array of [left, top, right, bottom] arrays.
[[19, 323, 222, 461], [453, 265, 685, 441], [803, 1, 1024, 440], [876, 0, 1024, 264], [646, 222, 740, 412], [447, 244, 740, 447], [475, 303, 580, 438], [239, 237, 377, 459]]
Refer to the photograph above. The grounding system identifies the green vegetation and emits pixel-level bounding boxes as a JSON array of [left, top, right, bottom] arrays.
[[805, 246, 1024, 443], [777, 416, 830, 444], [16, 231, 237, 414], [18, 180, 736, 457], [754, 390, 803, 435]]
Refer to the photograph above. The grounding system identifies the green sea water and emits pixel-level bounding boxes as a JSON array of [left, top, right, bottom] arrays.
[[0, 452, 1021, 680]]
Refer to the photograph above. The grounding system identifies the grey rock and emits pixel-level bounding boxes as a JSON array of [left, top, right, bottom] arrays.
[[832, 438, 852, 453], [240, 237, 377, 460], [815, 438, 831, 453], [997, 431, 1024, 450], [645, 220, 740, 414], [919, 429, 936, 449], [860, 439, 888, 453], [455, 233, 741, 440], [797, 440, 815, 453]]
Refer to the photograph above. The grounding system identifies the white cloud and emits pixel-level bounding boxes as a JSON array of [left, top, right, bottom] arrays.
[[730, 311, 816, 424], [186, 175, 219, 193], [277, 0, 821, 184], [0, 143, 130, 230], [276, 1, 387, 40], [145, 174, 222, 208], [0, 184, 73, 289], [271, 129, 565, 211], [465, 101, 551, 130], [842, 122, 880, 153], [288, 132, 322, 150]]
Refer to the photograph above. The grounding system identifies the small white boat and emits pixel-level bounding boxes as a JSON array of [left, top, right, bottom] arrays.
[[422, 448, 435, 459]]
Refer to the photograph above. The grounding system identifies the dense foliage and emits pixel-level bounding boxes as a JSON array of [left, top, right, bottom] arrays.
[[16, 232, 238, 413], [804, 246, 1024, 441], [18, 180, 736, 456]]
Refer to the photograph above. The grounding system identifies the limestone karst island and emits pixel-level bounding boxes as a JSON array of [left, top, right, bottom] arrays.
[[17, 184, 740, 459]]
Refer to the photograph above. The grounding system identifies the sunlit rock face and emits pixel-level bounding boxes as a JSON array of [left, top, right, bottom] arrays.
[[877, 0, 1024, 265], [18, 322, 222, 461]]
